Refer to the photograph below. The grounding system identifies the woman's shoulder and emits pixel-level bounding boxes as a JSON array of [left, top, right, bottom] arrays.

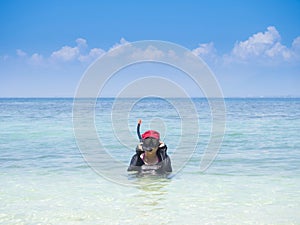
[[158, 141, 167, 150]]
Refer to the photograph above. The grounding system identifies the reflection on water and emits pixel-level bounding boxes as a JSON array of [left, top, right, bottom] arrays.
[[128, 174, 171, 214]]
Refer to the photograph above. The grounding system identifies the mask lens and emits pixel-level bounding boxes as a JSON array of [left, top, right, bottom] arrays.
[[142, 138, 159, 151]]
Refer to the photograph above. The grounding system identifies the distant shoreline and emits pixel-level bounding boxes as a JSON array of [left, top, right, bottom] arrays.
[[1, 97, 300, 100]]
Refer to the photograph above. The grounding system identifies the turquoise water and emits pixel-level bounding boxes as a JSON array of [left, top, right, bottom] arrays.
[[1, 98, 300, 224]]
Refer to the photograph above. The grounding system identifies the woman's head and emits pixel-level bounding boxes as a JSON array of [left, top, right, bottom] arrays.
[[141, 130, 160, 152]]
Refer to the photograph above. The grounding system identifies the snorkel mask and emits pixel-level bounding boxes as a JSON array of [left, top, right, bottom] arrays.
[[142, 137, 160, 152]]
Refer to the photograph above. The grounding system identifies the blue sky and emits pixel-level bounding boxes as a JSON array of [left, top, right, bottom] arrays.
[[1, 0, 300, 97]]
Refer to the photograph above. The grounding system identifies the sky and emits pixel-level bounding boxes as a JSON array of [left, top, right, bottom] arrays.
[[0, 0, 300, 97]]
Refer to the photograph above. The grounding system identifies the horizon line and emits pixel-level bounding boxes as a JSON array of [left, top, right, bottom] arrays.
[[1, 96, 300, 99]]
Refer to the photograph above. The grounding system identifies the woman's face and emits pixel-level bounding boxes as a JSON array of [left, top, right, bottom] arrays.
[[144, 146, 158, 156]]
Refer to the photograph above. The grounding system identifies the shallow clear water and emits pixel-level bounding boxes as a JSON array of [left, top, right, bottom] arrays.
[[0, 98, 299, 224]]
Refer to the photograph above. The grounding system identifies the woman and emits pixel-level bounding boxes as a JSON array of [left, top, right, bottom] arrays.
[[127, 130, 172, 174]]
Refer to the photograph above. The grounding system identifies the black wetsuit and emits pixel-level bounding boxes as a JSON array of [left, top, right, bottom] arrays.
[[127, 144, 172, 174]]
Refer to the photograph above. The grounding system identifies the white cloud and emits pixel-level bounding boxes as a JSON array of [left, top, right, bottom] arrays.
[[12, 38, 107, 66], [130, 45, 164, 60], [192, 42, 216, 57], [167, 49, 179, 60], [220, 26, 300, 65], [109, 37, 130, 51], [50, 38, 105, 63], [76, 38, 88, 49], [10, 30, 300, 69], [142, 45, 164, 59], [106, 38, 131, 57], [78, 48, 105, 62], [192, 42, 218, 64], [16, 49, 27, 57], [292, 36, 300, 50], [265, 42, 291, 59], [29, 53, 44, 65], [51, 45, 80, 62], [15, 49, 44, 65], [231, 26, 281, 59], [107, 40, 180, 61], [0, 55, 9, 61]]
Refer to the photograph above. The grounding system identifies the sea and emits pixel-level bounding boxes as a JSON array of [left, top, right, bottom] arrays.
[[0, 98, 299, 225]]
